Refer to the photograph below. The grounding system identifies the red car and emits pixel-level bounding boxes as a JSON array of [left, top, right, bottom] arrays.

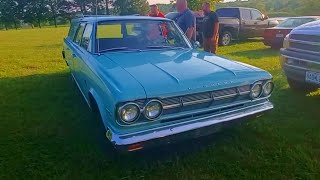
[[263, 16, 320, 49]]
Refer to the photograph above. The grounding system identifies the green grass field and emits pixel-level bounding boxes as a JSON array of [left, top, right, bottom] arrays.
[[0, 27, 319, 179]]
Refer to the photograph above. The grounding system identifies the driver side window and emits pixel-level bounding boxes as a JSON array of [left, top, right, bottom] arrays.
[[251, 10, 263, 20]]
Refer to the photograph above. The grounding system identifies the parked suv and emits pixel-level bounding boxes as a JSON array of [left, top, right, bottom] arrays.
[[280, 20, 320, 91]]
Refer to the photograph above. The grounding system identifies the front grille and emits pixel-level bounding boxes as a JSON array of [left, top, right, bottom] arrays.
[[289, 34, 320, 54], [290, 41, 320, 53], [160, 85, 251, 110], [290, 34, 320, 42]]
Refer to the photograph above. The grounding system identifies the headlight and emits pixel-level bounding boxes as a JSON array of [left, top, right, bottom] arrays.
[[250, 83, 263, 99], [118, 103, 140, 124], [144, 100, 163, 120], [263, 81, 274, 96], [283, 34, 290, 48]]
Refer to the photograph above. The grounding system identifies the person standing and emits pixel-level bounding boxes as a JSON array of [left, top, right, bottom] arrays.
[[175, 0, 196, 42], [202, 2, 219, 54], [149, 4, 165, 18]]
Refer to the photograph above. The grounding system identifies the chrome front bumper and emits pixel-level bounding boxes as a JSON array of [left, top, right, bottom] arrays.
[[107, 101, 273, 151]]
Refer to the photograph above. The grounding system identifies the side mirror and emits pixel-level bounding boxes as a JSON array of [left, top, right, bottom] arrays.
[[262, 14, 268, 20], [193, 41, 201, 49]]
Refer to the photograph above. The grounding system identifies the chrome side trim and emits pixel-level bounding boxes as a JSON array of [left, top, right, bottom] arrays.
[[111, 101, 274, 145]]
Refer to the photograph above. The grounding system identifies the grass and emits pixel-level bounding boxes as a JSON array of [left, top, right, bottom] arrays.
[[0, 27, 320, 179]]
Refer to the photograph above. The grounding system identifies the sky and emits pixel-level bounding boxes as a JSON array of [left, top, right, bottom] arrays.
[[147, 0, 234, 5]]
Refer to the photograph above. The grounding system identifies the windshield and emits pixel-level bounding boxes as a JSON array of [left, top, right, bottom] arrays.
[[277, 18, 315, 28], [96, 20, 190, 53]]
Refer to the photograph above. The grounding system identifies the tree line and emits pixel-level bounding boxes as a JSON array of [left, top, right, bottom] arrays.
[[217, 0, 320, 17], [0, 0, 151, 30]]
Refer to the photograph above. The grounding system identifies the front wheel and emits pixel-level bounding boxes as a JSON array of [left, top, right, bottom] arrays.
[[219, 31, 232, 46]]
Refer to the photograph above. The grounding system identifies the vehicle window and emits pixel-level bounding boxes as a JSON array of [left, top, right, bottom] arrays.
[[81, 24, 93, 51], [241, 9, 251, 20], [216, 8, 239, 18], [251, 10, 262, 20], [277, 18, 316, 28], [96, 20, 190, 53], [68, 21, 79, 39], [74, 23, 86, 44]]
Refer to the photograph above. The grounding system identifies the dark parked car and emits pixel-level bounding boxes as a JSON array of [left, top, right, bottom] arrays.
[[264, 16, 320, 49], [167, 7, 278, 46], [280, 20, 320, 91]]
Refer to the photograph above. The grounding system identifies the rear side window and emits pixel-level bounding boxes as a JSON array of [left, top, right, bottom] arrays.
[[68, 21, 79, 39], [81, 24, 93, 51], [74, 23, 86, 44], [216, 8, 239, 18], [241, 9, 251, 20]]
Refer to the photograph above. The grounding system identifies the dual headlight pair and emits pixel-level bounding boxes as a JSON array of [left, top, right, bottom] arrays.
[[118, 100, 163, 124], [250, 81, 274, 99]]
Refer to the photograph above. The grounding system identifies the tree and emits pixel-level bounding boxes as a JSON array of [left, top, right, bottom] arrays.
[[24, 0, 49, 28], [113, 0, 149, 15], [47, 0, 65, 27], [188, 0, 222, 11], [0, 0, 21, 30]]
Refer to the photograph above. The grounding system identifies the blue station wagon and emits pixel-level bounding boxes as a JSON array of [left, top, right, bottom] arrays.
[[62, 15, 274, 152]]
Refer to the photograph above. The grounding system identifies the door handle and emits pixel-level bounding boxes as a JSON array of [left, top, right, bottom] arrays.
[[72, 53, 77, 58]]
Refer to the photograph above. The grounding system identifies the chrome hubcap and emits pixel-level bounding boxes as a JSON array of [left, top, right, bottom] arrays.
[[222, 34, 231, 45]]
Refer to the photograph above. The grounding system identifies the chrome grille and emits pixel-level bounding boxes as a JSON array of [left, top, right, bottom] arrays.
[[290, 34, 320, 42], [289, 34, 320, 54], [161, 85, 251, 110]]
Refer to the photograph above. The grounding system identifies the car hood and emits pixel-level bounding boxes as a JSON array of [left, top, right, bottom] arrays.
[[102, 49, 271, 98]]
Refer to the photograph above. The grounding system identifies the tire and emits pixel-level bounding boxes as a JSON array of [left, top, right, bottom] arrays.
[[287, 78, 318, 92], [219, 31, 232, 46]]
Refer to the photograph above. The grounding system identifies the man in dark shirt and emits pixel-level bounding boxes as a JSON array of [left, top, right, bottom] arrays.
[[175, 0, 196, 42], [202, 2, 219, 54]]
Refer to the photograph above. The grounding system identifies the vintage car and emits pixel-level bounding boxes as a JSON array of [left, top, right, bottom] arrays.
[[264, 16, 320, 49], [280, 20, 320, 91], [62, 16, 274, 152]]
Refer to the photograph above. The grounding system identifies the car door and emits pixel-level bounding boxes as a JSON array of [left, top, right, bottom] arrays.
[[76, 23, 94, 95], [64, 21, 79, 72], [72, 23, 86, 82], [239, 9, 254, 37], [251, 9, 269, 37]]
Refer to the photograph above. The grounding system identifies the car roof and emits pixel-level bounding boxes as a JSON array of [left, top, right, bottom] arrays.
[[74, 15, 171, 23]]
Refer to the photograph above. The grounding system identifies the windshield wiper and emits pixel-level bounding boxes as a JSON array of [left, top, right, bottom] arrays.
[[146, 46, 185, 50], [98, 47, 140, 53]]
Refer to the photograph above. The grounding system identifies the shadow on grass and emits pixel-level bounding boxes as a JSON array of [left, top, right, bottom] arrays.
[[1, 72, 319, 178]]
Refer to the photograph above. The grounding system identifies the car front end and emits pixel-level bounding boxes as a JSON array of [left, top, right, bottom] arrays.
[[93, 17, 274, 152], [280, 20, 320, 90]]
